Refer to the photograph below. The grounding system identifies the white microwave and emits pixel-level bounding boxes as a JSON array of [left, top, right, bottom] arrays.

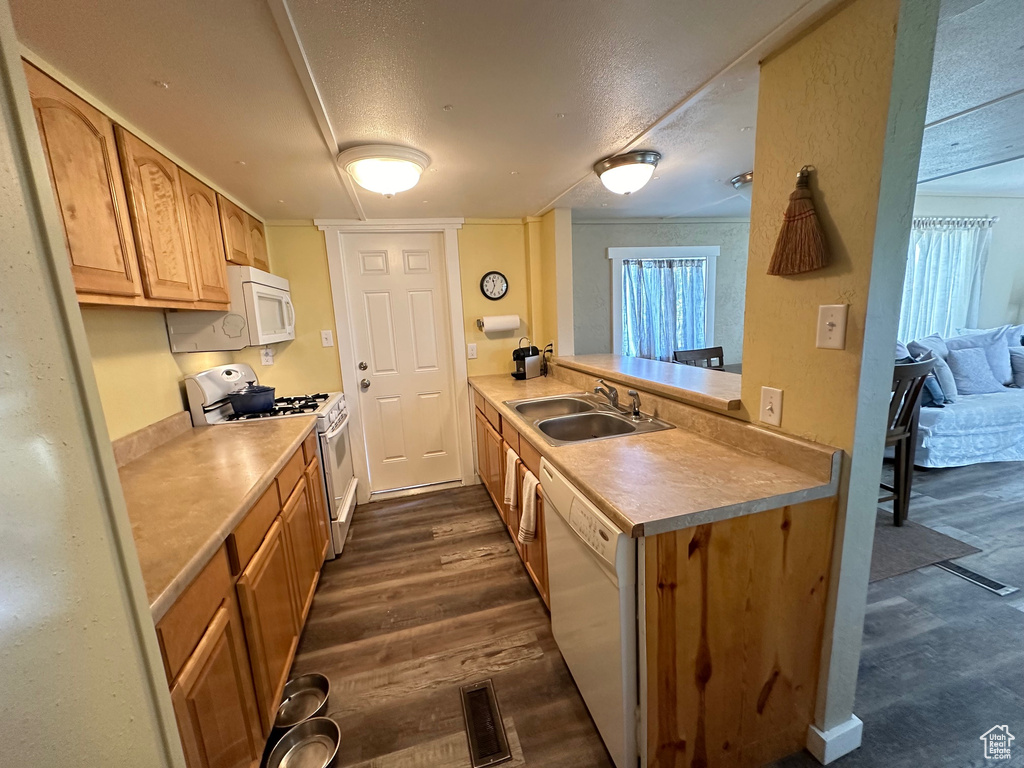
[[165, 266, 296, 352]]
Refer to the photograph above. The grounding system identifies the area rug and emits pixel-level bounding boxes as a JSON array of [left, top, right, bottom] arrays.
[[870, 508, 981, 582]]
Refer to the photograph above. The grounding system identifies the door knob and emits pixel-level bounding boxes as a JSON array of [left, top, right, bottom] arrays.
[[360, 378, 371, 390], [358, 361, 368, 370]]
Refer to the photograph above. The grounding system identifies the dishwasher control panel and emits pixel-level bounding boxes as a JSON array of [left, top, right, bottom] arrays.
[[568, 496, 620, 567]]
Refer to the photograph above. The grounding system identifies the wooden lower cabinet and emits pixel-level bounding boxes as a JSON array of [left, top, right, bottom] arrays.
[[523, 487, 548, 607], [282, 477, 320, 626], [305, 459, 330, 563], [170, 599, 262, 768], [236, 517, 299, 733]]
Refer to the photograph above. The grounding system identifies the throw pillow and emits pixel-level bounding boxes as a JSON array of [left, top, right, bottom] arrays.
[[946, 347, 1006, 395], [1010, 346, 1024, 389], [907, 334, 948, 362], [946, 331, 1013, 385], [925, 355, 957, 402]]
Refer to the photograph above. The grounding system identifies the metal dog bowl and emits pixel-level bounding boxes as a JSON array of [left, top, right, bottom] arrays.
[[274, 674, 330, 730], [266, 717, 340, 768]]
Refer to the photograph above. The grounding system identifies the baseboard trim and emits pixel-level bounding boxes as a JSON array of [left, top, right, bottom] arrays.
[[807, 715, 863, 764]]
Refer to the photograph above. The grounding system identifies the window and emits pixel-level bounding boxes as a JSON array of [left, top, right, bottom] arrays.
[[609, 246, 718, 361], [898, 216, 994, 341]]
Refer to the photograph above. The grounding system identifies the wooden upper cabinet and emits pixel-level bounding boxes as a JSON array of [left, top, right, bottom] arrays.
[[248, 216, 269, 272], [170, 600, 262, 768], [218, 195, 252, 266], [22, 62, 142, 297], [236, 517, 299, 733], [115, 127, 198, 302], [180, 171, 230, 305]]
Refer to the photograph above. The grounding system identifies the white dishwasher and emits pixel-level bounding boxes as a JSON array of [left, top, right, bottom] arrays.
[[540, 459, 638, 768]]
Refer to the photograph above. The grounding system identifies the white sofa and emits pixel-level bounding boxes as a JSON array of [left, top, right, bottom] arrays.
[[907, 325, 1024, 468]]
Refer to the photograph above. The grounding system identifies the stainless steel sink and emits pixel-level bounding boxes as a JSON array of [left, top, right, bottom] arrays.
[[511, 395, 595, 420], [504, 392, 674, 446]]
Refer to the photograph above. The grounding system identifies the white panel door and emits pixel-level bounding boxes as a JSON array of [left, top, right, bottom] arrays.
[[343, 232, 461, 493]]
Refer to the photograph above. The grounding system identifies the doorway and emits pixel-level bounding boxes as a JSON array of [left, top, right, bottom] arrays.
[[320, 221, 473, 502]]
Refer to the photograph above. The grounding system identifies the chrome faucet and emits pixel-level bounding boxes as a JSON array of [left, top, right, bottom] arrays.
[[627, 390, 642, 420], [594, 379, 619, 410]]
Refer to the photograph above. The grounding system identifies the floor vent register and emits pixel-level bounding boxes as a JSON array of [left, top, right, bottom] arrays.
[[935, 560, 1019, 596], [460, 679, 512, 767]]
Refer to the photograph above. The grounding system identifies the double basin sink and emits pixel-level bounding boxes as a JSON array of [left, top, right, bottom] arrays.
[[503, 392, 673, 446]]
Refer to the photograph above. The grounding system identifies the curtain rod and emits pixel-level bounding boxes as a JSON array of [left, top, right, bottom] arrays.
[[913, 216, 998, 229]]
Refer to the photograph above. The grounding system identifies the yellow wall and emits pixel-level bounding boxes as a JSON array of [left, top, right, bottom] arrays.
[[234, 224, 343, 394], [742, 0, 903, 448], [459, 220, 531, 376], [81, 307, 231, 440]]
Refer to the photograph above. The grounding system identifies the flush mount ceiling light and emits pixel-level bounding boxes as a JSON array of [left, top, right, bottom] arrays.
[[594, 150, 661, 195], [337, 144, 430, 197], [730, 170, 754, 200]]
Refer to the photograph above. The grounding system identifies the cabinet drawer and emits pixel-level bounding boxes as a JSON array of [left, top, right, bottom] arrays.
[[227, 484, 281, 575], [484, 401, 501, 432], [473, 389, 486, 415], [519, 438, 542, 477], [156, 545, 232, 683], [276, 447, 305, 505], [302, 430, 318, 465], [501, 420, 520, 454]]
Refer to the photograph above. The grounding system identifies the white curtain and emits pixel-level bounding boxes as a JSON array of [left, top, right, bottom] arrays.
[[622, 258, 706, 361], [898, 217, 994, 342]]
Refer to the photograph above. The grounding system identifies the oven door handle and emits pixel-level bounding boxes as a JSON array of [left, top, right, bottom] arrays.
[[322, 412, 350, 441]]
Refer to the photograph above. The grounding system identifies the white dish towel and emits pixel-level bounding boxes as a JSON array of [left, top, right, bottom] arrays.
[[517, 470, 540, 545], [503, 447, 518, 511]]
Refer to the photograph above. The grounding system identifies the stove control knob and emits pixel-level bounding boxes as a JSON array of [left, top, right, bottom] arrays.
[[358, 361, 368, 371], [360, 378, 371, 390]]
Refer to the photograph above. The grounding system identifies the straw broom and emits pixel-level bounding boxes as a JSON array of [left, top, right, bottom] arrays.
[[767, 166, 829, 276]]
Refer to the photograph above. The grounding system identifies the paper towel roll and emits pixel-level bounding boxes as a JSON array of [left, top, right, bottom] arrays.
[[477, 314, 521, 333]]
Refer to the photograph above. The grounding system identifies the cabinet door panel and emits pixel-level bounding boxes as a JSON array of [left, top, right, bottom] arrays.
[[475, 409, 489, 491], [524, 487, 549, 607], [305, 459, 330, 563], [236, 518, 298, 733], [283, 478, 319, 625], [181, 171, 230, 304], [484, 422, 504, 518], [218, 195, 252, 266], [170, 601, 261, 768], [23, 62, 142, 297], [248, 215, 269, 272], [115, 128, 197, 301]]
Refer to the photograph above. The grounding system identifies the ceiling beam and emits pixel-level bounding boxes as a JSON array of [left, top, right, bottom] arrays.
[[266, 0, 366, 220]]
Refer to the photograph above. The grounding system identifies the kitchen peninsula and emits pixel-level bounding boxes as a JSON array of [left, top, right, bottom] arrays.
[[470, 355, 840, 768]]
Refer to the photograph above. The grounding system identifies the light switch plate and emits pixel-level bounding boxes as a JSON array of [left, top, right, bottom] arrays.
[[260, 347, 274, 366], [760, 386, 783, 427], [467, 343, 478, 360], [320, 330, 334, 347], [817, 304, 849, 349]]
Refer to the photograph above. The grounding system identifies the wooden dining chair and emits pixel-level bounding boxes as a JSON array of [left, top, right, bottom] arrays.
[[673, 346, 725, 369], [879, 357, 935, 526]]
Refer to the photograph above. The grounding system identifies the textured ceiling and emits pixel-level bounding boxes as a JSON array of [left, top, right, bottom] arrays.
[[918, 0, 1024, 183], [10, 0, 825, 222], [918, 157, 1024, 197]]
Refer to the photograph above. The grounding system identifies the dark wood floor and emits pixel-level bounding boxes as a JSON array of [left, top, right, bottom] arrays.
[[290, 484, 615, 767], [769, 461, 1024, 768]]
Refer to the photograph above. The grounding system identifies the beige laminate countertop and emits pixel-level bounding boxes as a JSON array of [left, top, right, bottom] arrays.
[[118, 416, 316, 622], [554, 354, 742, 411], [469, 374, 837, 537]]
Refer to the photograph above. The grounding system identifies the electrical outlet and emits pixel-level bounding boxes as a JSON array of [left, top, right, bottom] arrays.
[[467, 343, 478, 360], [817, 304, 849, 349], [260, 347, 274, 366], [320, 330, 334, 347], [760, 386, 783, 427]]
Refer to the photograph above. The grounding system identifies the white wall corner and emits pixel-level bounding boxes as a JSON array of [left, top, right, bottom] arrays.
[[806, 715, 863, 764]]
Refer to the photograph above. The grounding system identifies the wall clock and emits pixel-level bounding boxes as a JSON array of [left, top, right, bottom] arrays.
[[480, 271, 508, 301]]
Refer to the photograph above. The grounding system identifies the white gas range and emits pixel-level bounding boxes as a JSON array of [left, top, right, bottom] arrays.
[[184, 363, 357, 559]]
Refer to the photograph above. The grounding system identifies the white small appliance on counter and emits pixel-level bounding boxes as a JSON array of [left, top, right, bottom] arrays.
[[166, 265, 295, 352], [183, 363, 357, 559]]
